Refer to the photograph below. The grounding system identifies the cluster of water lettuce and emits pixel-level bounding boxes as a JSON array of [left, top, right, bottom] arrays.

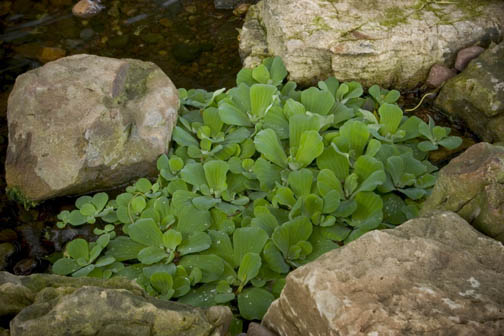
[[51, 57, 461, 329]]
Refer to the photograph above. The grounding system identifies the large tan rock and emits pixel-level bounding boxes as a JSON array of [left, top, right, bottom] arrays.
[[6, 54, 179, 203], [0, 272, 231, 336], [239, 0, 504, 89], [421, 142, 504, 242], [263, 212, 504, 336]]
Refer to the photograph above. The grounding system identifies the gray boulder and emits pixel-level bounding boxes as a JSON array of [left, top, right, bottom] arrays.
[[435, 42, 504, 142], [263, 212, 504, 336], [421, 142, 504, 242], [6, 54, 179, 203], [0, 272, 231, 336], [239, 0, 504, 89]]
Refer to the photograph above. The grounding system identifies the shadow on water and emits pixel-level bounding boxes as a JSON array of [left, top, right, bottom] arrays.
[[0, 0, 244, 274]]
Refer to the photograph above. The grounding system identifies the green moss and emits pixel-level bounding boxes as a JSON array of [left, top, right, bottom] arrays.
[[312, 16, 331, 31], [6, 187, 38, 209], [379, 6, 409, 28]]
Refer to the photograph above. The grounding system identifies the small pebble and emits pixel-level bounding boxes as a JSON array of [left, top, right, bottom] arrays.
[[79, 28, 95, 40], [233, 3, 250, 16], [426, 64, 456, 88], [455, 45, 485, 71], [72, 0, 104, 19]]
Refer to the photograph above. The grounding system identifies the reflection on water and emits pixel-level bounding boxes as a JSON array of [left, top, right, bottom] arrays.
[[0, 0, 244, 92]]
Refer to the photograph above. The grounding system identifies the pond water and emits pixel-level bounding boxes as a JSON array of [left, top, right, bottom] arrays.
[[0, 0, 244, 274]]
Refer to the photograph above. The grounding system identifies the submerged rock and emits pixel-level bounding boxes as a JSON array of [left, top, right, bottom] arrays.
[[263, 211, 504, 336], [421, 142, 504, 242], [72, 0, 105, 19], [435, 42, 504, 142], [239, 0, 504, 89], [0, 272, 231, 336], [5, 54, 179, 203]]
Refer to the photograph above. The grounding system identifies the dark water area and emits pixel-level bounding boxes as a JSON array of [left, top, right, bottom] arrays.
[[0, 0, 244, 274]]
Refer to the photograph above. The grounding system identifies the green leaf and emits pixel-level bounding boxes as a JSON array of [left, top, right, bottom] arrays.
[[91, 193, 109, 212], [238, 287, 275, 321], [339, 120, 370, 158], [264, 106, 289, 139], [252, 64, 270, 84], [269, 56, 288, 84], [439, 136, 462, 150], [192, 196, 221, 211], [272, 187, 296, 208], [250, 84, 277, 119], [289, 114, 320, 153], [181, 163, 207, 187], [254, 129, 288, 168], [317, 169, 343, 197], [288, 169, 313, 197], [283, 98, 305, 119], [135, 178, 152, 193], [137, 246, 167, 265], [233, 227, 269, 267], [378, 103, 403, 136], [178, 232, 212, 256], [128, 218, 163, 247], [352, 192, 383, 221], [80, 203, 96, 217], [263, 241, 290, 274], [130, 196, 146, 214], [251, 212, 279, 236], [203, 160, 229, 194], [52, 258, 80, 275], [173, 126, 199, 148], [253, 158, 281, 191], [272, 216, 312, 257], [323, 190, 341, 214], [384, 90, 400, 104], [150, 272, 174, 296], [106, 237, 145, 261], [301, 87, 335, 115], [66, 239, 89, 261], [218, 101, 252, 126], [237, 252, 262, 287], [206, 230, 235, 265], [163, 230, 182, 250], [294, 130, 324, 168], [316, 146, 349, 181], [236, 68, 255, 86], [179, 254, 225, 283]]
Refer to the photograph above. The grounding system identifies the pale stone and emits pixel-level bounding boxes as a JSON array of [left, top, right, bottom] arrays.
[[263, 212, 504, 336], [6, 54, 179, 202], [240, 0, 504, 89]]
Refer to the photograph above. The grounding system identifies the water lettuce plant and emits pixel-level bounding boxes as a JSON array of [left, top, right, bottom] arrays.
[[51, 57, 461, 332]]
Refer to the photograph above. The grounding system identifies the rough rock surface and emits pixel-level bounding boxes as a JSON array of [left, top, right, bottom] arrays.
[[0, 272, 231, 336], [421, 142, 504, 242], [6, 54, 179, 202], [262, 212, 504, 336], [435, 42, 504, 142], [239, 0, 504, 89]]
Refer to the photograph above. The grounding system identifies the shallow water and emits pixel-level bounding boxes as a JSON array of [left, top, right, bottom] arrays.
[[0, 0, 244, 273]]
